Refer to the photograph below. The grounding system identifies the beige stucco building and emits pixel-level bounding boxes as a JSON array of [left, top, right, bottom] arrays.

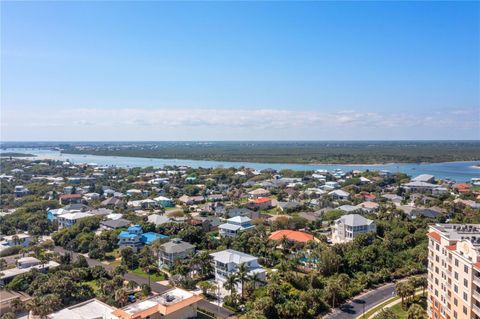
[[427, 224, 480, 319]]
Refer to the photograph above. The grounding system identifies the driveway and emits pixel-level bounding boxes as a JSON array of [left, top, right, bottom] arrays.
[[324, 283, 396, 319]]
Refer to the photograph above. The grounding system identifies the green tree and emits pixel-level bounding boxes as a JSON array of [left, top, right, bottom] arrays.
[[237, 263, 250, 301], [224, 273, 240, 296], [407, 303, 427, 319], [373, 308, 399, 319], [115, 288, 129, 307], [120, 247, 139, 270], [27, 294, 61, 319]]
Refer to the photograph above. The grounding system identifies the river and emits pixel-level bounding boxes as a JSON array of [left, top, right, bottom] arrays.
[[2, 148, 479, 182]]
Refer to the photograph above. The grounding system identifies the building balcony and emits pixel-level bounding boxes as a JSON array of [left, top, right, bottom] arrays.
[[474, 276, 480, 287], [473, 304, 480, 316], [474, 290, 480, 301]]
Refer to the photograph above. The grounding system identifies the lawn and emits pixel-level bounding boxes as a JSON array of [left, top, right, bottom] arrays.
[[389, 296, 427, 319], [131, 267, 165, 282]]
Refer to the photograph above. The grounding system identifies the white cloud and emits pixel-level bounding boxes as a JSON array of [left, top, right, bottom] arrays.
[[1, 107, 478, 140]]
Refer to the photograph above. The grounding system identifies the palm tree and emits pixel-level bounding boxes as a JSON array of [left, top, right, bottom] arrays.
[[415, 277, 428, 296], [0, 258, 7, 270], [27, 294, 61, 319], [407, 304, 427, 319], [396, 281, 415, 309], [223, 273, 240, 296], [115, 288, 129, 307], [10, 298, 24, 314], [237, 263, 249, 301], [249, 272, 264, 290], [325, 274, 349, 309]]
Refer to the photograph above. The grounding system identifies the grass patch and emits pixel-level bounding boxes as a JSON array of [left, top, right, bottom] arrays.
[[389, 296, 427, 319], [131, 267, 165, 282]]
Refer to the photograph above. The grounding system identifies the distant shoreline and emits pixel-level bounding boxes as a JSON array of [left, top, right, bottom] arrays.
[[0, 152, 36, 158]]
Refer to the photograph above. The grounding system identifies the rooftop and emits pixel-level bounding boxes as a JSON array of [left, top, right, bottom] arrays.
[[113, 288, 201, 319], [210, 249, 258, 264], [49, 299, 117, 319]]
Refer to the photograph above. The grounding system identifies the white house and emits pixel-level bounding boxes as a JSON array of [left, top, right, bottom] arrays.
[[209, 249, 266, 291], [329, 189, 350, 200], [331, 214, 376, 243], [0, 233, 32, 248], [57, 212, 94, 229], [218, 216, 254, 237]]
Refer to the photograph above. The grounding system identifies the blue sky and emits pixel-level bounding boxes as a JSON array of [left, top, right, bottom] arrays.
[[1, 1, 479, 141]]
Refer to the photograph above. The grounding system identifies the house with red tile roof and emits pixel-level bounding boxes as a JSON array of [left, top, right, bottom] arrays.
[[268, 230, 318, 243]]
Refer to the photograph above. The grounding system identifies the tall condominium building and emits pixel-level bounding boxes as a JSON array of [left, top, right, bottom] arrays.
[[427, 224, 480, 319]]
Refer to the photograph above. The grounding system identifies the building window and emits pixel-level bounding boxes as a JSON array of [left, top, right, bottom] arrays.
[[463, 292, 468, 301], [455, 259, 459, 266], [463, 306, 467, 315], [454, 284, 458, 293], [454, 272, 458, 280], [464, 265, 469, 274], [464, 278, 468, 288], [454, 298, 458, 306]]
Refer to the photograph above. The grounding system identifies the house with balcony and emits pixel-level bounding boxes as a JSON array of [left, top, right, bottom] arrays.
[[154, 196, 175, 207], [209, 249, 266, 292], [118, 225, 168, 252], [57, 212, 94, 229], [331, 214, 376, 243], [218, 216, 254, 237], [158, 238, 195, 267]]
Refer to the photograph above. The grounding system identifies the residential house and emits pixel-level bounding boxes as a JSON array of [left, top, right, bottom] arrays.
[[218, 216, 254, 237], [226, 207, 260, 220], [0, 257, 59, 285], [331, 214, 376, 243], [277, 201, 302, 212], [154, 196, 175, 207], [0, 233, 32, 249], [356, 201, 380, 212], [210, 249, 266, 291], [57, 212, 94, 229], [100, 218, 131, 230], [248, 188, 270, 198], [247, 197, 272, 210], [14, 185, 28, 197], [268, 230, 318, 244], [59, 194, 82, 205], [178, 195, 204, 205], [158, 238, 195, 266], [118, 225, 168, 252], [148, 214, 172, 226], [112, 288, 202, 319], [48, 299, 118, 319], [329, 190, 350, 201], [412, 174, 435, 183], [101, 197, 124, 208]]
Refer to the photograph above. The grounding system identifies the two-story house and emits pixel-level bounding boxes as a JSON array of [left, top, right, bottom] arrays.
[[158, 238, 195, 267], [118, 225, 168, 252], [218, 216, 254, 237], [331, 214, 376, 243], [209, 249, 266, 292]]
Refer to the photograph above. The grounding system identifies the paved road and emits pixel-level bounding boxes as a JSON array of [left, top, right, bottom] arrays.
[[53, 246, 235, 318], [324, 283, 396, 319]]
